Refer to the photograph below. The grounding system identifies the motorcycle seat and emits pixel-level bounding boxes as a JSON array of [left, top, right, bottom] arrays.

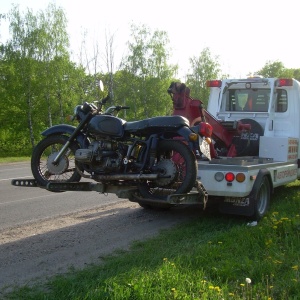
[[125, 115, 189, 132]]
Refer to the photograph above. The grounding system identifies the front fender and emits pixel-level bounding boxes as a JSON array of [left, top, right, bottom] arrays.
[[41, 124, 88, 148]]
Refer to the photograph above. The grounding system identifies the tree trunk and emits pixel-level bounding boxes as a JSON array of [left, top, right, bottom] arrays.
[[47, 93, 52, 127], [26, 96, 35, 148]]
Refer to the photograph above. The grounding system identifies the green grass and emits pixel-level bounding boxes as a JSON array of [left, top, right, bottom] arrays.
[[0, 157, 30, 164], [5, 182, 300, 299]]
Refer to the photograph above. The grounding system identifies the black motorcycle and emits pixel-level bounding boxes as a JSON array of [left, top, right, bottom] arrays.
[[31, 85, 212, 202]]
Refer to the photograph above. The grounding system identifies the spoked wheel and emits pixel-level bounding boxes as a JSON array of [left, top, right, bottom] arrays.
[[138, 140, 197, 201], [31, 135, 81, 187]]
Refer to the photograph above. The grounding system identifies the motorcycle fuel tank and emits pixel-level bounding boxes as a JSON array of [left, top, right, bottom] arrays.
[[88, 115, 126, 137]]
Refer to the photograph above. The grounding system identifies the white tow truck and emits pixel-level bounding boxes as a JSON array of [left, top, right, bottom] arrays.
[[12, 77, 300, 221], [191, 77, 300, 219]]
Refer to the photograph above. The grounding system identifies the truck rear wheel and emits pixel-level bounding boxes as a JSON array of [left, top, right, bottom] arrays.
[[252, 176, 270, 220]]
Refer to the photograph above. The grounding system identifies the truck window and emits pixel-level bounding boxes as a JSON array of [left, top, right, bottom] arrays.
[[275, 89, 288, 112], [224, 89, 270, 112], [223, 90, 247, 111]]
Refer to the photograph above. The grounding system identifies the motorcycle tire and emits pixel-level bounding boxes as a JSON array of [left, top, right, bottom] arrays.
[[31, 134, 81, 187], [138, 139, 197, 200]]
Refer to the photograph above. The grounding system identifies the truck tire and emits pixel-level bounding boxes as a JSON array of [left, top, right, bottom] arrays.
[[251, 176, 270, 220], [235, 119, 264, 156]]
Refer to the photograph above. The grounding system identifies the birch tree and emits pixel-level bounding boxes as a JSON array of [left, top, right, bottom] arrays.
[[186, 47, 221, 107], [5, 4, 78, 151], [122, 23, 177, 119]]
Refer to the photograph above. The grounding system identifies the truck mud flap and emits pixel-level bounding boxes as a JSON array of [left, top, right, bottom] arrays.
[[218, 197, 255, 217]]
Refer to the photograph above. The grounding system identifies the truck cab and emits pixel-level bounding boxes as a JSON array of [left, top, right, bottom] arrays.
[[207, 77, 300, 165], [207, 77, 299, 137]]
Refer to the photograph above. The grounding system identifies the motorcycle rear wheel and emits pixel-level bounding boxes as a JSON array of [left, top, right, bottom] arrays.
[[31, 134, 81, 187], [138, 140, 197, 200]]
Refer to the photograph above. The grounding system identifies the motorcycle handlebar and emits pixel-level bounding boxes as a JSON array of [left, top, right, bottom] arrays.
[[115, 106, 130, 111]]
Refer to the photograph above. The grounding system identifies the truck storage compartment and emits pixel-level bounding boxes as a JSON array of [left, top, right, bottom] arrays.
[[259, 136, 298, 162]]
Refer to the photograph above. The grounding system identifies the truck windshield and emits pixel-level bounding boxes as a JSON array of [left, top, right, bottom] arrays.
[[223, 88, 271, 112], [221, 88, 288, 113]]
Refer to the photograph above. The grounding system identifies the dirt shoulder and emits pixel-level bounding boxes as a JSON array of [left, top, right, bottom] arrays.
[[0, 200, 202, 295]]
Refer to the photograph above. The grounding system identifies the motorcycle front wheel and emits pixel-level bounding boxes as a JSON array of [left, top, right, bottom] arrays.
[[31, 134, 81, 186], [138, 140, 197, 200]]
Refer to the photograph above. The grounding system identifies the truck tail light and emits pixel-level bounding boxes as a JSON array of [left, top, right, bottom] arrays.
[[236, 173, 246, 183], [214, 172, 246, 183], [225, 172, 235, 182], [214, 172, 224, 182], [206, 80, 222, 88], [277, 79, 293, 87]]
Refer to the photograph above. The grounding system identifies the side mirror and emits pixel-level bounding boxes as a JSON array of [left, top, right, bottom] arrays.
[[99, 80, 104, 92]]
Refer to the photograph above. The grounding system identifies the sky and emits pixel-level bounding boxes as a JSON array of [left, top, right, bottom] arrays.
[[1, 0, 300, 79]]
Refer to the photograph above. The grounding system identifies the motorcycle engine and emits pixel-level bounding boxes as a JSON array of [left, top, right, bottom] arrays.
[[75, 141, 125, 172]]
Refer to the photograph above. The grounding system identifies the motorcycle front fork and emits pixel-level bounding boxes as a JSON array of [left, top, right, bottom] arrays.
[[52, 115, 90, 164], [53, 141, 71, 164]]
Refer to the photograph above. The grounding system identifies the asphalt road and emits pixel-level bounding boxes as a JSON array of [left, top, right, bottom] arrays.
[[0, 161, 122, 230], [0, 162, 205, 294]]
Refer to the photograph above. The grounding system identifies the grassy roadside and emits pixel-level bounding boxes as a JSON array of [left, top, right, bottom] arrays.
[[0, 157, 30, 164], [5, 182, 300, 299]]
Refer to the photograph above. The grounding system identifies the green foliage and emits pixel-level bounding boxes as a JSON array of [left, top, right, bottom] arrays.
[[123, 23, 177, 79], [186, 48, 222, 107], [2, 3, 300, 157], [256, 60, 300, 81], [256, 60, 293, 78], [120, 23, 177, 119], [0, 4, 87, 156]]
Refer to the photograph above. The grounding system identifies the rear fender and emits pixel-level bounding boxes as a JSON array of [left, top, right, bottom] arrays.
[[41, 124, 88, 148], [176, 126, 199, 152]]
